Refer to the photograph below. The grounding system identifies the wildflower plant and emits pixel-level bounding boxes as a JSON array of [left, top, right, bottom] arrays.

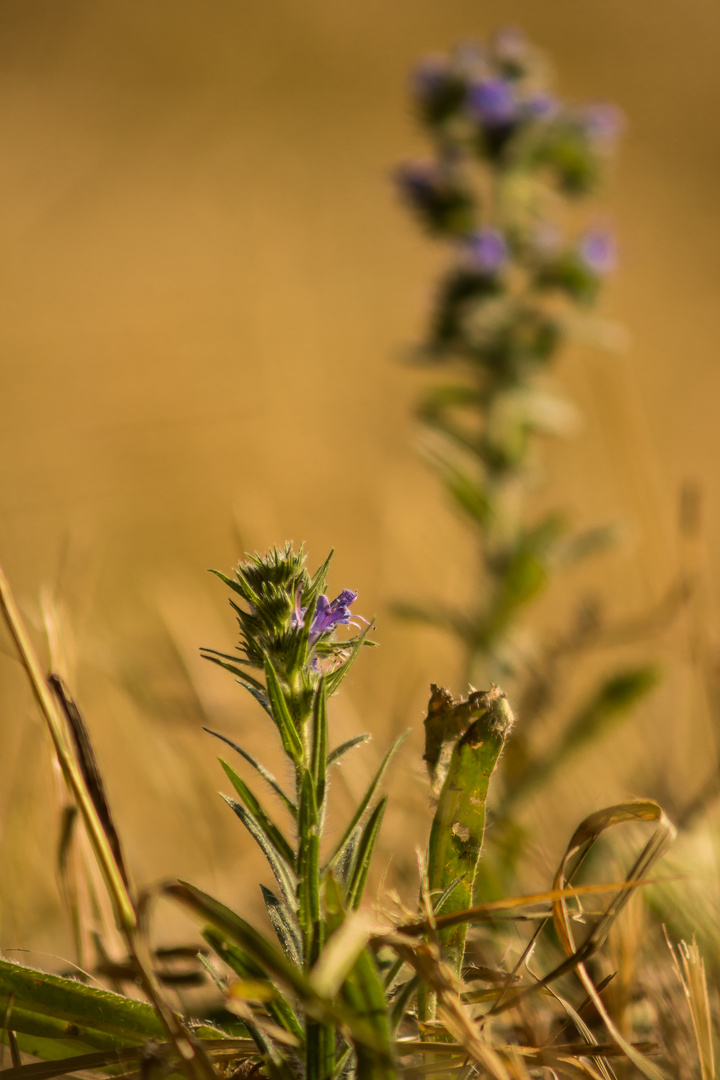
[[395, 31, 658, 816], [0, 547, 680, 1080]]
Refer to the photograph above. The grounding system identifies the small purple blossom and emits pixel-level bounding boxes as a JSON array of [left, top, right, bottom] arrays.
[[310, 590, 364, 642], [291, 587, 306, 629], [582, 102, 624, 146], [467, 78, 519, 129], [578, 230, 616, 275], [466, 228, 509, 276], [523, 91, 559, 121]]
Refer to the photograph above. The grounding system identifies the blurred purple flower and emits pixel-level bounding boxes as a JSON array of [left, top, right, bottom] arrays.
[[578, 230, 617, 274], [582, 102, 625, 145], [467, 78, 518, 128], [524, 91, 559, 121], [466, 228, 508, 276]]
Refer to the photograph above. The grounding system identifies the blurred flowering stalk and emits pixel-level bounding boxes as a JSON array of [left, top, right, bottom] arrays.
[[395, 31, 657, 818]]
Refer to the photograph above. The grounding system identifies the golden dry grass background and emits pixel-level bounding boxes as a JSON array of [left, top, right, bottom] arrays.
[[2, 1, 720, 962]]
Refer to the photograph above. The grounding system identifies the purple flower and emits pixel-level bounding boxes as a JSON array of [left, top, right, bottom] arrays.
[[309, 590, 365, 642], [467, 78, 519, 129], [578, 230, 616, 275], [523, 91, 559, 121], [582, 102, 624, 146], [466, 228, 508, 276]]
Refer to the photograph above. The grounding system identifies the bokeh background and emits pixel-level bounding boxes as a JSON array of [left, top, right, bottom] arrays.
[[2, 0, 720, 963]]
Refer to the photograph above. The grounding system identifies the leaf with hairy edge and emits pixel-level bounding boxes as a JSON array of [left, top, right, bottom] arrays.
[[260, 884, 303, 967], [220, 760, 294, 865], [222, 796, 297, 911], [263, 656, 303, 762], [0, 958, 224, 1062], [297, 771, 321, 964], [327, 733, 370, 769], [311, 678, 329, 811], [166, 884, 310, 999], [202, 928, 303, 1045], [327, 732, 407, 869], [345, 797, 388, 910], [341, 950, 398, 1080], [204, 729, 297, 817], [208, 568, 261, 608], [426, 687, 514, 976]]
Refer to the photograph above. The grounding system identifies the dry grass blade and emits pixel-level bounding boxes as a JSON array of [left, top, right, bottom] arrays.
[[48, 673, 129, 888], [0, 566, 136, 932], [551, 799, 676, 1080], [0, 1038, 255, 1080], [668, 935, 716, 1080]]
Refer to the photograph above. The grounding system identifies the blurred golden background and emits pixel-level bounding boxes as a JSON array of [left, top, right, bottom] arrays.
[[2, 1, 720, 963]]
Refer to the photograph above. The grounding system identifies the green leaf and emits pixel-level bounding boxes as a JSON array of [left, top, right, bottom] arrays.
[[220, 760, 294, 865], [204, 729, 297, 818], [260, 885, 303, 968], [426, 688, 514, 975], [202, 928, 303, 1045], [0, 958, 224, 1069], [340, 950, 398, 1080], [327, 733, 370, 769], [263, 656, 303, 763], [310, 679, 329, 811], [345, 797, 388, 910], [166, 883, 310, 1000], [222, 796, 297, 910], [327, 733, 407, 870], [297, 770, 321, 963]]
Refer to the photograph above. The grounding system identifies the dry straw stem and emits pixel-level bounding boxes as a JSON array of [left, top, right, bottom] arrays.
[[0, 565, 136, 932], [668, 934, 716, 1080], [552, 800, 676, 1080], [0, 565, 218, 1080]]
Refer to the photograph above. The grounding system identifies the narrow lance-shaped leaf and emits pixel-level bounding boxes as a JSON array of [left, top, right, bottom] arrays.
[[327, 733, 370, 769], [263, 655, 303, 763], [222, 796, 297, 912], [426, 687, 514, 975], [220, 760, 295, 866], [204, 728, 297, 817], [345, 796, 388, 911], [260, 884, 303, 968], [310, 678, 329, 811], [327, 732, 407, 869], [202, 927, 303, 1045]]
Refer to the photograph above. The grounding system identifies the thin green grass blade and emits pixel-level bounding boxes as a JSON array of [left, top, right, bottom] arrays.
[[263, 656, 303, 762], [203, 729, 296, 817], [220, 760, 294, 864], [327, 733, 407, 869]]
